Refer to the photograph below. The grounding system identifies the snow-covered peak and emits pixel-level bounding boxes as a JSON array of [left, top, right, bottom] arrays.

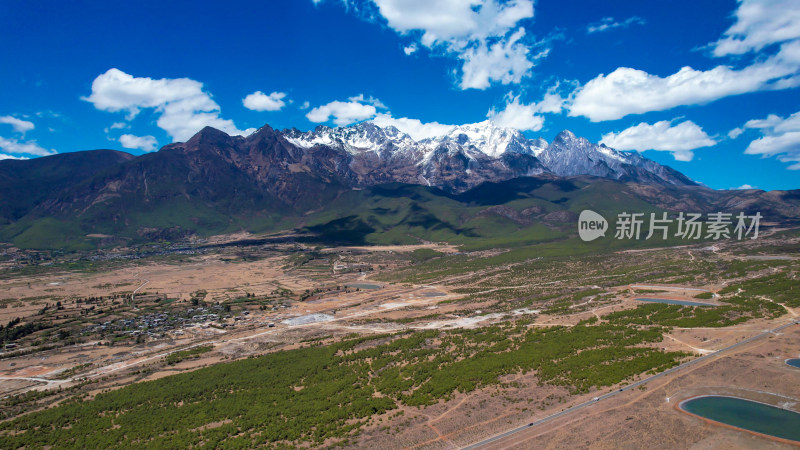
[[547, 130, 630, 163], [283, 120, 540, 158], [283, 122, 417, 154], [429, 120, 534, 158], [276, 122, 689, 185]]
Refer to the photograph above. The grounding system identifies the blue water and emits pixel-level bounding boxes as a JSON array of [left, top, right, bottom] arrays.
[[681, 396, 800, 442], [345, 283, 382, 290], [787, 358, 800, 368], [636, 298, 715, 307]]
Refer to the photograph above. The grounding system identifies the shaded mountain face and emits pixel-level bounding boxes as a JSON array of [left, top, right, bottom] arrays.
[[0, 150, 135, 224], [1, 121, 797, 250], [26, 122, 698, 224]]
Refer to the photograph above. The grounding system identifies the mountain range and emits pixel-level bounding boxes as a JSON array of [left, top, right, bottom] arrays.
[[0, 121, 797, 250]]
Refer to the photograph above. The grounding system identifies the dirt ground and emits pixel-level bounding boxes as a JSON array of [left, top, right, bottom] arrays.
[[1, 239, 798, 449], [465, 324, 800, 449]]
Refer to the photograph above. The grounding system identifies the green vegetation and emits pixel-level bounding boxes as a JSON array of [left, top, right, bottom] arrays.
[[693, 292, 714, 299], [603, 297, 784, 328], [0, 318, 49, 346], [0, 322, 686, 448], [164, 345, 213, 365], [719, 272, 800, 307], [407, 248, 444, 263]]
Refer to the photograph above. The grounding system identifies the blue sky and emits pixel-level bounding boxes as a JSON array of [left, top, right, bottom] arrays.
[[1, 0, 799, 190]]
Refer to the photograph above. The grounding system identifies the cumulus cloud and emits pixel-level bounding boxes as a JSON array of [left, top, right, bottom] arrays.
[[361, 0, 539, 90], [242, 91, 287, 111], [372, 113, 456, 140], [309, 87, 569, 136], [569, 1, 800, 121], [569, 42, 800, 121], [459, 28, 535, 89], [0, 116, 34, 134], [84, 68, 255, 142], [485, 87, 568, 131], [304, 92, 458, 139], [586, 16, 646, 34], [0, 136, 56, 157], [372, 0, 533, 45], [119, 134, 158, 152], [306, 95, 382, 126], [600, 120, 716, 161], [712, 0, 800, 56], [734, 184, 756, 189], [741, 110, 800, 169]]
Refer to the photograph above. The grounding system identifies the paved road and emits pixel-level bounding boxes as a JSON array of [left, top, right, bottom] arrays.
[[462, 319, 799, 449]]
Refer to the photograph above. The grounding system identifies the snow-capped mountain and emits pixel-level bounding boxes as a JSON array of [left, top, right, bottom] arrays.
[[277, 121, 693, 188], [283, 122, 417, 157], [432, 121, 547, 158], [537, 130, 693, 185]]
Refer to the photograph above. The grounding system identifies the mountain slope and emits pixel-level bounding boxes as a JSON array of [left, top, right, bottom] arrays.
[[0, 150, 135, 224], [538, 131, 694, 185], [0, 122, 796, 250]]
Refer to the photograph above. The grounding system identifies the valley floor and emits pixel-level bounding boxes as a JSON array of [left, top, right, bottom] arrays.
[[0, 229, 798, 448]]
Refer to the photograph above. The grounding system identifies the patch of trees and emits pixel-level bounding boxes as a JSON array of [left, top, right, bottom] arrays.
[[0, 321, 686, 448], [0, 318, 49, 345], [602, 296, 785, 328]]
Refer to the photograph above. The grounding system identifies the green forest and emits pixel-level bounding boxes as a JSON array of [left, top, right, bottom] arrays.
[[0, 321, 686, 448]]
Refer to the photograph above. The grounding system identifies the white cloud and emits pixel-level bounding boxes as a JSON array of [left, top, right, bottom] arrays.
[[743, 113, 789, 130], [734, 184, 756, 189], [569, 42, 800, 121], [371, 113, 456, 140], [84, 68, 254, 142], [741, 110, 800, 169], [485, 86, 568, 131], [0, 116, 34, 134], [487, 99, 544, 132], [0, 136, 56, 157], [459, 28, 534, 90], [242, 91, 287, 111], [104, 121, 129, 134], [306, 97, 380, 126], [0, 153, 29, 161], [300, 101, 311, 110], [348, 94, 387, 109], [569, 0, 800, 122], [586, 16, 645, 34], [728, 127, 745, 139], [372, 0, 533, 45], [365, 0, 538, 90], [600, 120, 716, 161], [119, 134, 158, 152], [713, 0, 800, 56]]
